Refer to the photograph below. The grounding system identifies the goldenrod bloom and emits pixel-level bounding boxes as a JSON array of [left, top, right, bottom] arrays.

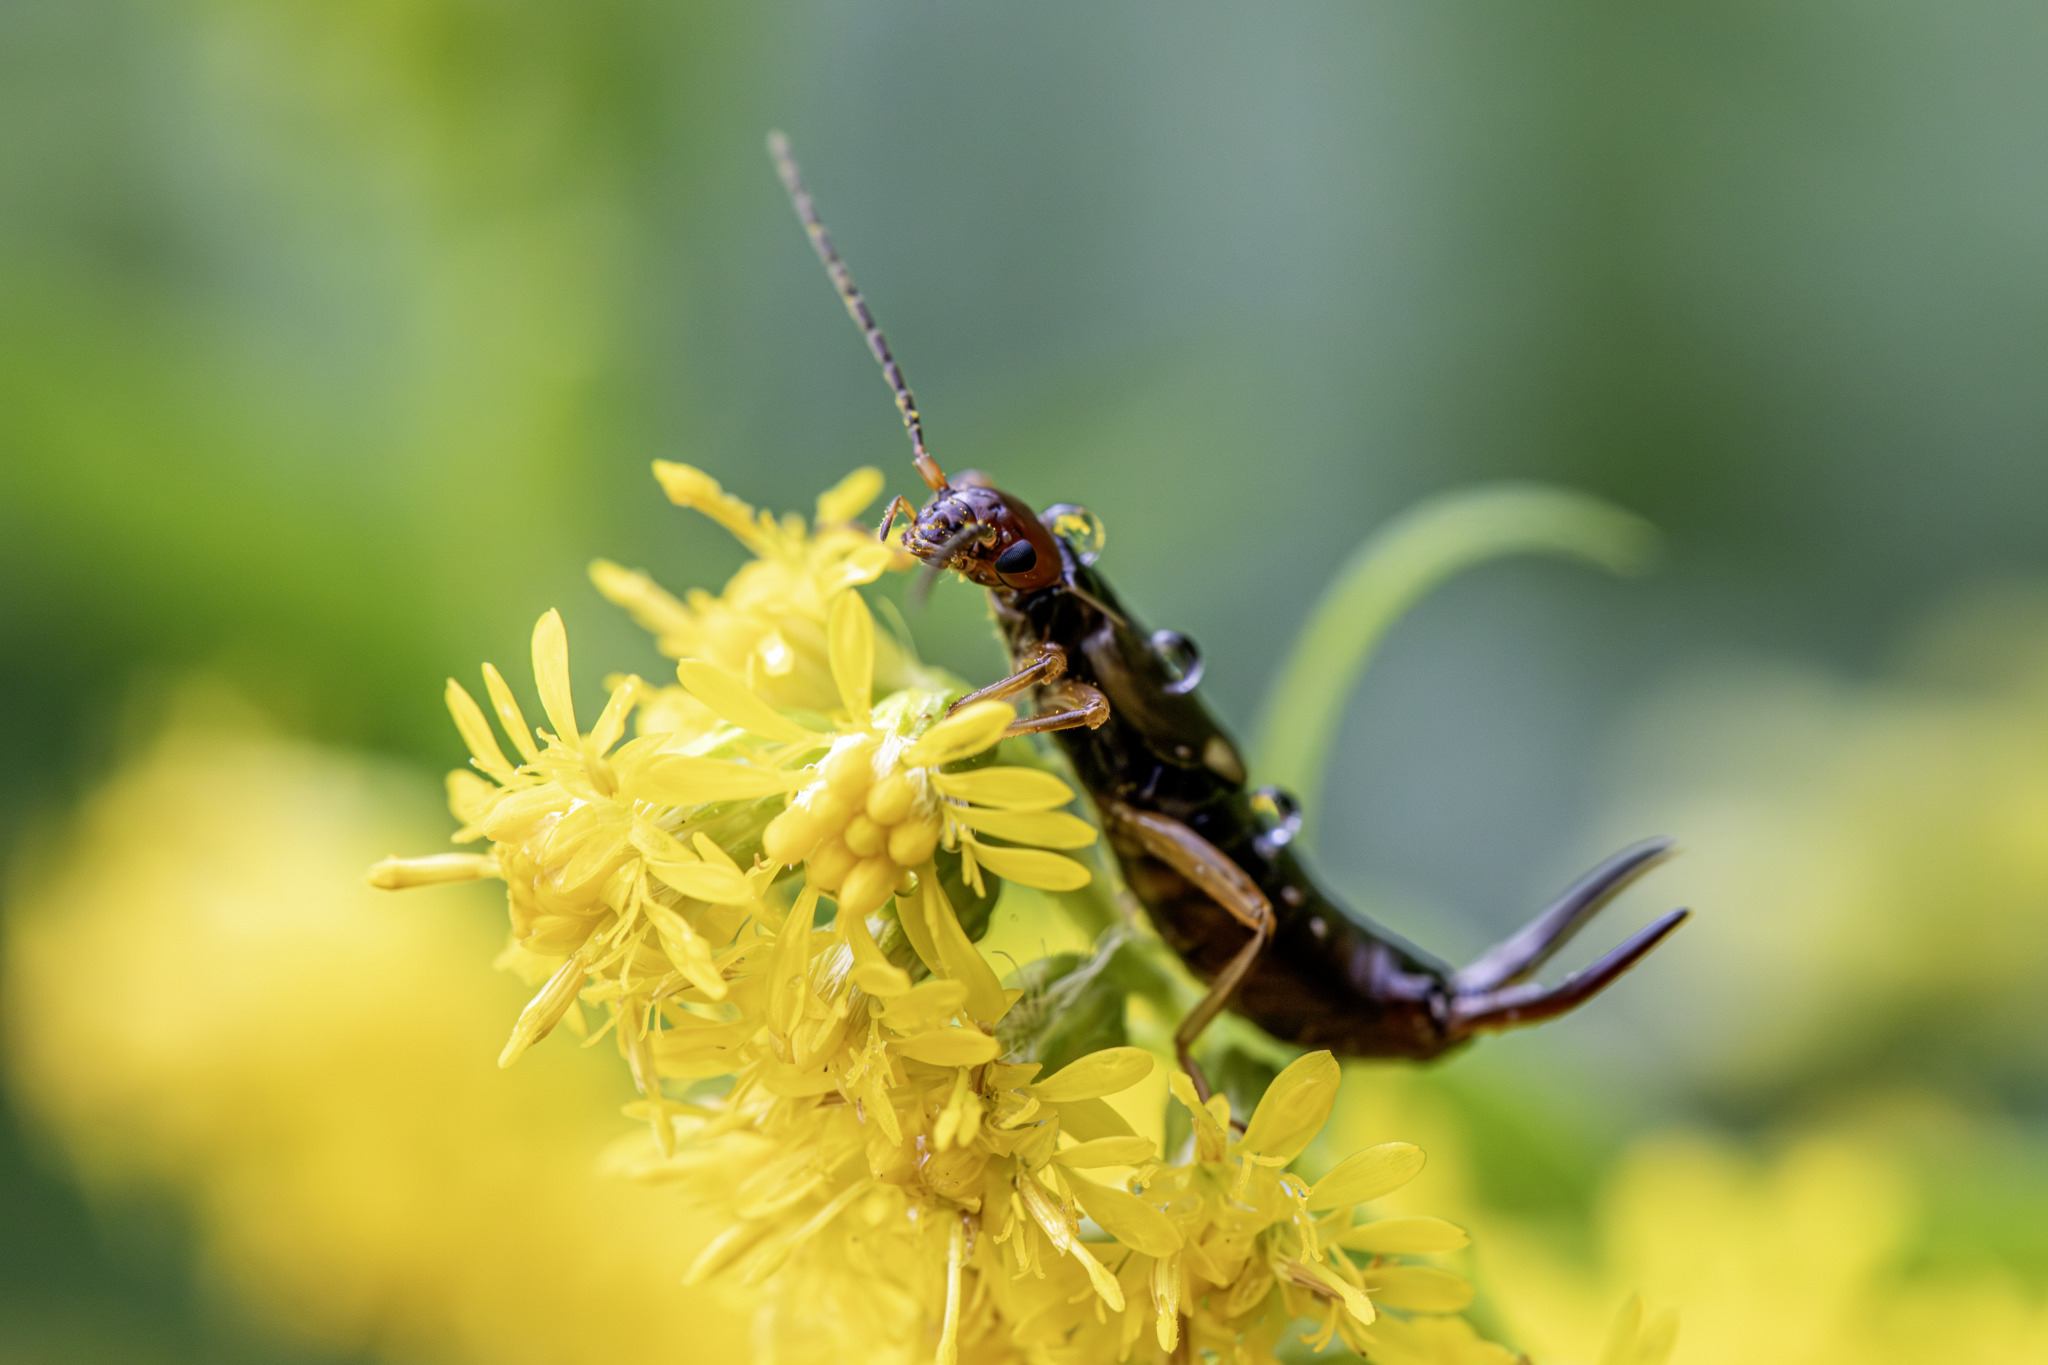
[[370, 464, 1567, 1365]]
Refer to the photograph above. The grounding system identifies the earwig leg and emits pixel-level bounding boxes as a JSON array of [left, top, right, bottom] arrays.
[[1450, 838, 1676, 995], [948, 643, 1067, 713], [1107, 804, 1274, 1104], [1003, 680, 1110, 737], [1446, 907, 1690, 1038], [875, 494, 915, 542]]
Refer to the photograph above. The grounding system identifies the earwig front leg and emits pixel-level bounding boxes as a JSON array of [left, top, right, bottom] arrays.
[[948, 643, 1067, 712], [875, 494, 916, 542], [1106, 803, 1274, 1106]]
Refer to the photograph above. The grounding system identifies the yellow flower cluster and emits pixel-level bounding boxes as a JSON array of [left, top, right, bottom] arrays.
[[615, 1043, 1503, 1365], [370, 465, 1571, 1364], [370, 465, 1096, 1092]]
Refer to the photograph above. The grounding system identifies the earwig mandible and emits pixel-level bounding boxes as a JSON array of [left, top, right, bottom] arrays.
[[767, 132, 1689, 1100]]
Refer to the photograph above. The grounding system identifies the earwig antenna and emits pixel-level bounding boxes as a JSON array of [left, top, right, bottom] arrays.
[[768, 131, 949, 493]]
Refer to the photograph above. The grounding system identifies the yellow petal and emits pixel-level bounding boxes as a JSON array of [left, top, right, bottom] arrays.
[[892, 1027, 1001, 1067], [902, 701, 1013, 767], [1307, 1142, 1426, 1211], [482, 662, 540, 762], [586, 676, 640, 755], [691, 831, 743, 871], [880, 978, 970, 1032], [676, 660, 827, 744], [1597, 1294, 1680, 1365], [839, 907, 911, 997], [365, 852, 497, 890], [1240, 1050, 1341, 1163], [1068, 1177, 1181, 1257], [653, 460, 772, 554], [445, 679, 514, 779], [967, 841, 1091, 892], [921, 874, 1010, 1023], [1337, 1215, 1465, 1255], [648, 859, 754, 905], [1356, 1266, 1472, 1314], [1053, 1136, 1157, 1168], [621, 755, 801, 807], [815, 465, 885, 524], [768, 883, 819, 1034], [588, 558, 693, 637], [531, 609, 579, 744], [949, 805, 1098, 849], [1034, 1046, 1154, 1102], [1167, 1071, 1231, 1163], [932, 766, 1075, 810], [1288, 1259, 1376, 1325], [1049, 1097, 1137, 1143], [498, 952, 586, 1067], [828, 591, 874, 720], [644, 902, 726, 998]]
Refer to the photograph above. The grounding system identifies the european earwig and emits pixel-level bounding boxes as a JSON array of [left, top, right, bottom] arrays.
[[768, 134, 1689, 1098]]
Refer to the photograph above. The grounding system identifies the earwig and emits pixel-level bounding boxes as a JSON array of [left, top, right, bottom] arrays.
[[768, 134, 1689, 1099]]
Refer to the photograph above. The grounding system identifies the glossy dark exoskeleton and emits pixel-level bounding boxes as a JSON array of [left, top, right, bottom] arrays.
[[769, 134, 1688, 1095]]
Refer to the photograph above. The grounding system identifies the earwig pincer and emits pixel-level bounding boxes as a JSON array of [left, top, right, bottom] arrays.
[[767, 133, 1689, 1100]]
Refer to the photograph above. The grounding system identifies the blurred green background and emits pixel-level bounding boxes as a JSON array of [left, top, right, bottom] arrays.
[[7, 1, 2048, 1361]]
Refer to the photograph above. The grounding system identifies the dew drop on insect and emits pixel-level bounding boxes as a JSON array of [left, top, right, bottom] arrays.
[[1250, 785, 1303, 847], [1149, 629, 1203, 695], [1042, 503, 1105, 566]]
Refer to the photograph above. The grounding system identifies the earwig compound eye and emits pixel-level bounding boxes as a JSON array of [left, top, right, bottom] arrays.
[[994, 540, 1038, 576]]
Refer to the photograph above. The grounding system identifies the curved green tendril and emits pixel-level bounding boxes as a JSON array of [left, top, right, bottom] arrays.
[[1253, 483, 1658, 849]]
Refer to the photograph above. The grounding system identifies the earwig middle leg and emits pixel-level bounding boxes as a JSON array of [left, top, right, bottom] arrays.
[[1004, 679, 1109, 736], [1107, 803, 1274, 1105]]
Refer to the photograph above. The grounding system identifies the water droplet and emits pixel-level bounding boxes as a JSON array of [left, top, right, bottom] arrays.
[[1150, 629, 1203, 694], [1250, 786, 1302, 846], [1042, 503, 1105, 566]]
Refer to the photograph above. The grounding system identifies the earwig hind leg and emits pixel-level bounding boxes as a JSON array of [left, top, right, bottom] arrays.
[[1107, 804, 1274, 1106], [875, 494, 915, 542], [1446, 907, 1690, 1039], [1003, 680, 1109, 737], [1450, 837, 1676, 995], [948, 643, 1067, 713]]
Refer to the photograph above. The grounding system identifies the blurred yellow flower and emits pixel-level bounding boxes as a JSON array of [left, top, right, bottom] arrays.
[[1486, 1130, 2048, 1365], [2, 691, 748, 1365]]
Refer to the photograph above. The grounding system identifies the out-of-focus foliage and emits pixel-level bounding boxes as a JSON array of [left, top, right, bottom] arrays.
[[3, 689, 748, 1364]]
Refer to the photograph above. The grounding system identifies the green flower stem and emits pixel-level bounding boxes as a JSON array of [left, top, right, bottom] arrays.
[[1253, 483, 1657, 849]]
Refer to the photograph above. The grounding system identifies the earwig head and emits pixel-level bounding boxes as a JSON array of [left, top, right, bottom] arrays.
[[769, 134, 1067, 597], [904, 473, 1065, 594]]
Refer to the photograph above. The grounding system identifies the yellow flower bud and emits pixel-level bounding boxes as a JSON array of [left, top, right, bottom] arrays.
[[838, 856, 900, 918], [844, 814, 887, 858], [864, 771, 919, 825], [808, 837, 858, 891], [821, 737, 876, 795], [887, 816, 941, 868], [807, 786, 858, 835], [762, 804, 823, 866]]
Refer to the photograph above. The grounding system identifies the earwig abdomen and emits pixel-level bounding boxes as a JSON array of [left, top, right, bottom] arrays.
[[992, 552, 1474, 1059]]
